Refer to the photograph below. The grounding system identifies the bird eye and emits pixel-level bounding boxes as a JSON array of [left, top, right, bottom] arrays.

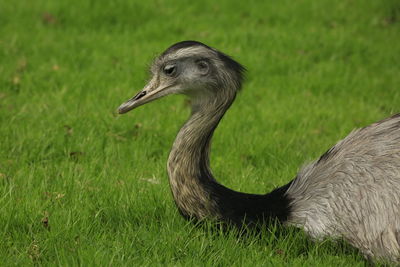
[[196, 60, 209, 74], [163, 65, 176, 76]]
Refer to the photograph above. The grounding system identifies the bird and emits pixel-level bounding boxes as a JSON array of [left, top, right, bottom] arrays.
[[118, 40, 400, 262]]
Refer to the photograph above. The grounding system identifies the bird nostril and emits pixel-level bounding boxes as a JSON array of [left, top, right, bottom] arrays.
[[133, 91, 147, 100]]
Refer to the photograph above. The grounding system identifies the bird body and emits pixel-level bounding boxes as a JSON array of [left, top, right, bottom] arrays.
[[118, 41, 400, 262], [288, 113, 400, 260]]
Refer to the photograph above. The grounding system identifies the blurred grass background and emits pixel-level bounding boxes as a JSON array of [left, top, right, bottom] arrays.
[[0, 0, 399, 265]]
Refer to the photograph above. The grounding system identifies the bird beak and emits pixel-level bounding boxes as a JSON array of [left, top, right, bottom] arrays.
[[118, 82, 173, 114]]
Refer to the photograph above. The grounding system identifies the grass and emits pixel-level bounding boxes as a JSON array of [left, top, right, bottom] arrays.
[[1, 0, 399, 265]]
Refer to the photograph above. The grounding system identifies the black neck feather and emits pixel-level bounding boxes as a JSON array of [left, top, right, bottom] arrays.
[[169, 97, 292, 228], [208, 180, 293, 228], [167, 64, 291, 228]]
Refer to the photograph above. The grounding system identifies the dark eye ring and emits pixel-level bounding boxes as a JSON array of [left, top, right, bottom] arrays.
[[196, 60, 209, 74], [197, 61, 207, 69], [163, 65, 176, 76]]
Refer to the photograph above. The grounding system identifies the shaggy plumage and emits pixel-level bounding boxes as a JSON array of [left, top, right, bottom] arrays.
[[118, 41, 400, 262]]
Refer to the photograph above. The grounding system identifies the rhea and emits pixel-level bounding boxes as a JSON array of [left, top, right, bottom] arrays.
[[118, 41, 400, 262]]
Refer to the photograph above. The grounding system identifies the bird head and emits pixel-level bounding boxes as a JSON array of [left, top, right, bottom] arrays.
[[118, 41, 245, 114]]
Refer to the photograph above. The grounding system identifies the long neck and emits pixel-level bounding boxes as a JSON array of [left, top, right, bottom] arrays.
[[167, 93, 292, 227]]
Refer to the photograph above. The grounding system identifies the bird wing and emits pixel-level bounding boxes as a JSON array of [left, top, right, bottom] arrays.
[[286, 114, 400, 260]]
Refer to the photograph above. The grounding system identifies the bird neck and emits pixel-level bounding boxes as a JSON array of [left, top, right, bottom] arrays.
[[167, 92, 292, 227]]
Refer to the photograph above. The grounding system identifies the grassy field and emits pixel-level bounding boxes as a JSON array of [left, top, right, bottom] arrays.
[[1, 0, 399, 265]]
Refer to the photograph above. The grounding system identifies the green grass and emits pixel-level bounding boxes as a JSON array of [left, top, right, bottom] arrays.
[[1, 0, 399, 265]]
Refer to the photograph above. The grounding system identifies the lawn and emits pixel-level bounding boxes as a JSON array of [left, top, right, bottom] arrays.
[[1, 0, 399, 265]]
